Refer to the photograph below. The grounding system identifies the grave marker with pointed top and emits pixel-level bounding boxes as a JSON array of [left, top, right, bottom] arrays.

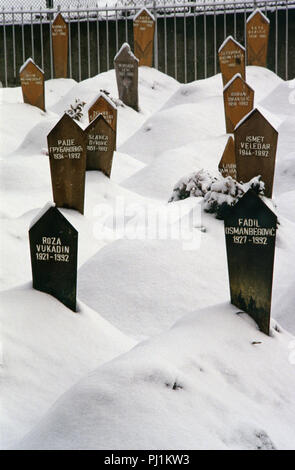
[[218, 36, 246, 87], [114, 43, 139, 111], [88, 92, 117, 150], [29, 205, 78, 312], [234, 108, 278, 198], [52, 12, 68, 78], [218, 136, 237, 180], [224, 189, 277, 335], [47, 113, 87, 214], [223, 74, 254, 134], [247, 8, 270, 67], [85, 114, 115, 176], [133, 8, 155, 67], [19, 58, 45, 111]]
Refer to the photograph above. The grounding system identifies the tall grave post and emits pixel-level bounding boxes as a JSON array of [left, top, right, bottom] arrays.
[[88, 92, 117, 150], [85, 114, 116, 176], [218, 136, 237, 180], [29, 204, 78, 312], [52, 12, 69, 78], [133, 8, 155, 67], [234, 108, 278, 199], [19, 58, 45, 111], [47, 113, 87, 214], [224, 190, 277, 335], [223, 73, 254, 134], [246, 8, 270, 67], [114, 43, 139, 112], [218, 36, 246, 87]]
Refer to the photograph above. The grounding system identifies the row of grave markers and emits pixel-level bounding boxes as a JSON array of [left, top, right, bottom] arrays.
[[218, 9, 277, 336], [28, 8, 276, 336], [48, 96, 117, 214], [20, 42, 140, 113]]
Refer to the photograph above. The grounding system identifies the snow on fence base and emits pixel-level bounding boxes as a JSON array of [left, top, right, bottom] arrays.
[[47, 113, 87, 215], [29, 205, 78, 312], [224, 189, 277, 336]]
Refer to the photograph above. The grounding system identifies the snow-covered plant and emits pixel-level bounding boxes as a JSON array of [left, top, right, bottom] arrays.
[[169, 169, 214, 202], [169, 169, 265, 219], [65, 98, 86, 121]]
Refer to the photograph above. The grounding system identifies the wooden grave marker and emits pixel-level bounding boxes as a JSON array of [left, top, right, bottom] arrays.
[[246, 8, 270, 67], [224, 189, 277, 335], [85, 114, 115, 176], [114, 43, 139, 111], [88, 92, 117, 149], [218, 136, 237, 180], [234, 108, 278, 198], [47, 113, 87, 214], [19, 58, 45, 111], [52, 12, 68, 78], [218, 36, 246, 87], [223, 73, 254, 134], [29, 204, 78, 312], [133, 8, 155, 67]]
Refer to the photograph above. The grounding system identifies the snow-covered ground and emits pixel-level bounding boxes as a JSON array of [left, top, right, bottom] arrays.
[[0, 65, 294, 450]]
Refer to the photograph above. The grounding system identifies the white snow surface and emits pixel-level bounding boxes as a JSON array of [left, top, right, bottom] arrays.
[[0, 65, 294, 450]]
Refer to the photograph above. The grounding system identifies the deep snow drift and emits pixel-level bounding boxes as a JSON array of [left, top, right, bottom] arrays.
[[0, 66, 294, 450]]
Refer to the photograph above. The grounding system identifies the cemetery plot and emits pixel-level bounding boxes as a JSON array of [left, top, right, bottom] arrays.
[[85, 114, 115, 176], [114, 43, 139, 111], [224, 189, 277, 336], [52, 12, 69, 79], [19, 58, 45, 111], [247, 8, 270, 67], [29, 205, 78, 312], [47, 113, 87, 214], [223, 74, 254, 134], [133, 8, 155, 67], [234, 108, 278, 199], [218, 136, 237, 180], [218, 36, 246, 87]]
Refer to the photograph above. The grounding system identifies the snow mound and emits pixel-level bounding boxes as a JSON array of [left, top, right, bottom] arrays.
[[0, 284, 135, 449], [17, 303, 295, 450]]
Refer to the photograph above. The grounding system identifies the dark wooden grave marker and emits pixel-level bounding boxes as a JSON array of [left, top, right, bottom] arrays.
[[247, 8, 270, 67], [29, 205, 78, 312], [218, 136, 237, 180], [218, 36, 246, 87], [223, 73, 254, 133], [234, 108, 278, 198], [114, 43, 139, 111], [19, 58, 45, 111], [88, 92, 117, 150], [224, 189, 277, 335], [47, 113, 87, 214], [133, 8, 155, 67], [52, 12, 68, 78], [85, 114, 115, 177]]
